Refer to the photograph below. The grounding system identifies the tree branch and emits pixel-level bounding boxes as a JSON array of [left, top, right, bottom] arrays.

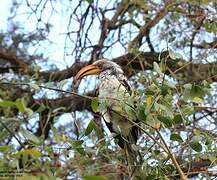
[[0, 50, 31, 70], [113, 52, 217, 82], [128, 0, 176, 50], [192, 38, 217, 49], [1, 49, 217, 83]]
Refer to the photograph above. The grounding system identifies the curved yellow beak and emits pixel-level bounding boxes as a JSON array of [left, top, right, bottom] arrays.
[[75, 65, 101, 82]]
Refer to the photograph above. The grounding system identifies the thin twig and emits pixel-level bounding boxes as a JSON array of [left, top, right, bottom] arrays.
[[156, 130, 188, 180], [0, 82, 93, 100], [0, 119, 24, 148]]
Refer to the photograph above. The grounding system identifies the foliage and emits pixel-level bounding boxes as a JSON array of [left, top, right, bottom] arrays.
[[0, 0, 216, 179]]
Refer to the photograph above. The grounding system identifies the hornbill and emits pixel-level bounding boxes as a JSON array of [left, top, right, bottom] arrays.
[[75, 59, 140, 153]]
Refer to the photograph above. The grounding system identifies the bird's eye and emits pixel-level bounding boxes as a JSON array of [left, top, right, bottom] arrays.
[[97, 62, 103, 68], [105, 66, 113, 71]]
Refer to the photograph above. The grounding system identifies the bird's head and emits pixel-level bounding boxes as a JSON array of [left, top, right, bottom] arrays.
[[75, 59, 123, 82]]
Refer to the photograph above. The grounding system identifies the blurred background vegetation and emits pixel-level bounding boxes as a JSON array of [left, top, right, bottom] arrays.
[[0, 0, 217, 179]]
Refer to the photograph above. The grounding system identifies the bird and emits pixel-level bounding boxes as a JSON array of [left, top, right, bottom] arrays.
[[74, 59, 140, 152]]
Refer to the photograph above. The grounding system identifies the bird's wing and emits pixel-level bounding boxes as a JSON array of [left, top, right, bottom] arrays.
[[107, 107, 139, 145], [104, 120, 125, 148], [117, 76, 140, 143], [98, 74, 140, 147]]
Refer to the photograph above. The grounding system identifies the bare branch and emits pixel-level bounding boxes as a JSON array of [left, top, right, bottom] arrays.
[[192, 38, 217, 49], [128, 0, 177, 50], [1, 49, 217, 83], [0, 50, 31, 70]]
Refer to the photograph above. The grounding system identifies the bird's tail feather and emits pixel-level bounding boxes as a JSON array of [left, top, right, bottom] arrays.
[[124, 141, 143, 179], [114, 133, 144, 179]]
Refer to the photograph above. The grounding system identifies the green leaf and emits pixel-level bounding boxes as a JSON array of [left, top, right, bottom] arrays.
[[205, 135, 212, 150], [36, 103, 46, 112], [52, 126, 60, 143], [84, 120, 95, 136], [153, 62, 161, 74], [204, 19, 217, 32], [204, 19, 210, 31], [15, 98, 26, 112], [77, 147, 86, 156], [71, 140, 84, 148], [173, 114, 182, 124], [183, 86, 191, 101], [190, 84, 205, 98], [69, 140, 86, 155], [168, 50, 177, 60], [85, 0, 94, 3], [125, 105, 137, 120], [170, 133, 183, 143], [136, 106, 146, 121], [20, 128, 40, 144], [153, 149, 160, 155], [0, 100, 15, 107], [145, 175, 156, 180], [183, 83, 192, 89], [158, 116, 172, 128], [160, 85, 169, 96], [164, 164, 175, 173], [91, 98, 98, 113], [189, 136, 202, 152], [183, 84, 206, 102], [97, 101, 108, 112], [146, 114, 161, 129], [209, 154, 216, 162], [83, 175, 108, 180], [192, 97, 203, 103], [25, 108, 34, 116], [22, 149, 42, 158], [155, 102, 173, 118], [182, 106, 194, 116], [0, 145, 13, 152], [131, 47, 140, 54]]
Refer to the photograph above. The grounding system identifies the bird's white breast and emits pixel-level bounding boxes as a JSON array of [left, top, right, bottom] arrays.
[[98, 73, 132, 136], [99, 75, 127, 100]]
